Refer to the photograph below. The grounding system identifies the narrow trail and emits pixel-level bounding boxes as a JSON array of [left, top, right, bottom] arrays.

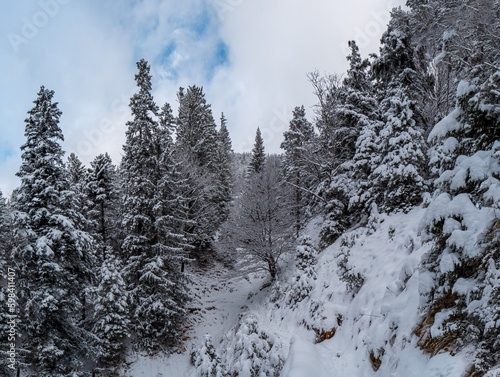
[[123, 261, 267, 377]]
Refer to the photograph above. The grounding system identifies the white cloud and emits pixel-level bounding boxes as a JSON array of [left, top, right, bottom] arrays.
[[0, 0, 404, 194], [206, 0, 404, 152]]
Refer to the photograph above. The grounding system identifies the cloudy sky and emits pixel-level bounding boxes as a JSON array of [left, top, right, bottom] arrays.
[[0, 0, 404, 194]]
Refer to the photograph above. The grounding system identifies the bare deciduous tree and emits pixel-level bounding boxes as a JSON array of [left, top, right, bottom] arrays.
[[219, 155, 294, 280]]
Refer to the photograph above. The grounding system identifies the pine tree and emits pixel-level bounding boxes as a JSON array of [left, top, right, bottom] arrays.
[[456, 72, 500, 156], [286, 235, 318, 308], [281, 106, 315, 236], [66, 153, 86, 189], [344, 40, 383, 213], [12, 86, 95, 376], [212, 113, 233, 224], [176, 85, 219, 170], [93, 246, 130, 375], [223, 316, 284, 377], [192, 334, 223, 377], [175, 86, 224, 257], [349, 119, 382, 213], [363, 8, 428, 213], [314, 42, 380, 245], [86, 153, 120, 257], [371, 8, 416, 95], [65, 153, 90, 233], [249, 127, 265, 174], [370, 89, 426, 212], [121, 60, 189, 353]]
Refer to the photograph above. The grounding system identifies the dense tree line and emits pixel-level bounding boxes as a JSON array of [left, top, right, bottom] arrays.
[[0, 60, 234, 376], [274, 1, 499, 374]]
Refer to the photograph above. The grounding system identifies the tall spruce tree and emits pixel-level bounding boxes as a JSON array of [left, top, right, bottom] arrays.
[[175, 86, 223, 257], [249, 127, 265, 174], [66, 153, 86, 189], [371, 8, 416, 95], [86, 153, 120, 257], [346, 40, 384, 214], [313, 42, 380, 245], [213, 113, 233, 224], [121, 60, 189, 353], [176, 85, 218, 170], [370, 89, 426, 212], [366, 8, 427, 213], [12, 86, 95, 376], [281, 106, 315, 236], [65, 153, 89, 225], [92, 246, 130, 375]]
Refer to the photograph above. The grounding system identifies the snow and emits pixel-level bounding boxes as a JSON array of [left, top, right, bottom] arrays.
[[456, 80, 476, 98], [280, 336, 331, 377], [122, 262, 267, 377], [206, 207, 470, 376], [124, 200, 493, 376], [437, 145, 500, 191], [428, 108, 462, 141], [124, 353, 191, 377]]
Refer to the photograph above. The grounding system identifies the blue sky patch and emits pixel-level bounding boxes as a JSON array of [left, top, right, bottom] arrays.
[[0, 144, 14, 162], [214, 41, 229, 66]]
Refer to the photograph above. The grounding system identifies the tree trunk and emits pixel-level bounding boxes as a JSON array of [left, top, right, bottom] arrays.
[[296, 170, 301, 237], [268, 259, 277, 281]]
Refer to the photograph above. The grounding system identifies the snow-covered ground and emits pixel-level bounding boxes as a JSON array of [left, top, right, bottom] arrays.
[[123, 205, 485, 377], [122, 262, 268, 376], [274, 208, 471, 376], [212, 207, 473, 377]]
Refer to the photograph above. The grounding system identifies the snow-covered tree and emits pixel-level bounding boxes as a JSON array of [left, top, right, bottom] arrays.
[[221, 155, 293, 280], [93, 246, 130, 375], [192, 334, 223, 377], [65, 153, 89, 226], [286, 235, 318, 308], [176, 85, 218, 170], [121, 60, 189, 353], [421, 75, 500, 373], [86, 153, 120, 257], [12, 86, 95, 376], [175, 86, 225, 257], [371, 8, 415, 95], [312, 42, 380, 245], [369, 89, 426, 212], [212, 113, 233, 225], [281, 106, 315, 236], [66, 153, 86, 188], [249, 127, 265, 174], [223, 316, 284, 377]]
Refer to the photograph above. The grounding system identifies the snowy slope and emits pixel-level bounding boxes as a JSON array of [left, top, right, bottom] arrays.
[[124, 202, 496, 376], [201, 207, 474, 377], [122, 262, 267, 377]]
